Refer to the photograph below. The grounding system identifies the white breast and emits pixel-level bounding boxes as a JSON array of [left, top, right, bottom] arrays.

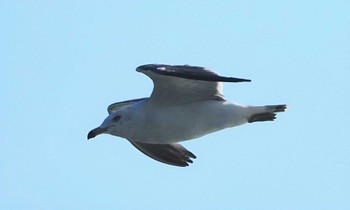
[[123, 100, 251, 144]]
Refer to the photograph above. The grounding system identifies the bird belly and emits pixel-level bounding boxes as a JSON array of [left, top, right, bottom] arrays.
[[131, 101, 249, 144]]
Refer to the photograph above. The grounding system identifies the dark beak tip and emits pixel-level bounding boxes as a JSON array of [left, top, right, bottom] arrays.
[[87, 130, 96, 140]]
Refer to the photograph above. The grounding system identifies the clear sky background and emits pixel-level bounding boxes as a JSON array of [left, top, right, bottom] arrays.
[[1, 1, 349, 209]]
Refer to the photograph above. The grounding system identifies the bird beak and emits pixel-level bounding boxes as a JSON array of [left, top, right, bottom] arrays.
[[87, 127, 106, 140]]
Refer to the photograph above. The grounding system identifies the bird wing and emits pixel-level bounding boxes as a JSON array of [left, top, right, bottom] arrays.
[[129, 141, 196, 167], [136, 64, 250, 106], [107, 97, 148, 114]]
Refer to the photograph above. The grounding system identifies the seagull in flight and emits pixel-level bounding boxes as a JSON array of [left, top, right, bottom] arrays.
[[88, 64, 287, 167]]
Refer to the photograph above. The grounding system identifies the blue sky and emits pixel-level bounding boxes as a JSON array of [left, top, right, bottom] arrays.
[[1, 1, 349, 209]]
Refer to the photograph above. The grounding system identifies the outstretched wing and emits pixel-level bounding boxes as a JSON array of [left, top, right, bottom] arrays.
[[129, 141, 196, 167], [136, 64, 250, 106], [107, 98, 148, 114]]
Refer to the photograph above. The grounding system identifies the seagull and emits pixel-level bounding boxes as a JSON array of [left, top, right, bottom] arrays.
[[88, 64, 286, 167]]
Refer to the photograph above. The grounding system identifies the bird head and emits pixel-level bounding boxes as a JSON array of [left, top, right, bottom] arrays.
[[87, 112, 123, 140]]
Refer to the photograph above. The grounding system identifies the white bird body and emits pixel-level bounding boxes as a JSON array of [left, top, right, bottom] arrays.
[[88, 64, 287, 167], [112, 99, 252, 144]]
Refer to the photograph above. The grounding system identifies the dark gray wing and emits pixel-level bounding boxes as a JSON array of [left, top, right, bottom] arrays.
[[107, 98, 148, 114], [129, 141, 196, 167], [136, 64, 250, 105], [137, 64, 251, 82]]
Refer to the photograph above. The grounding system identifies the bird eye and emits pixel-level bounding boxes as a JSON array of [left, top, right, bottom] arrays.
[[113, 115, 121, 121]]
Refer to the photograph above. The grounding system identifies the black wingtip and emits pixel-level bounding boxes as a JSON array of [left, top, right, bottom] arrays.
[[129, 141, 197, 167], [136, 64, 158, 72], [229, 77, 251, 83], [87, 130, 96, 140]]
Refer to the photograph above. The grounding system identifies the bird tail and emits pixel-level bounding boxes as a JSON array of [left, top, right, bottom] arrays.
[[248, 104, 287, 123]]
